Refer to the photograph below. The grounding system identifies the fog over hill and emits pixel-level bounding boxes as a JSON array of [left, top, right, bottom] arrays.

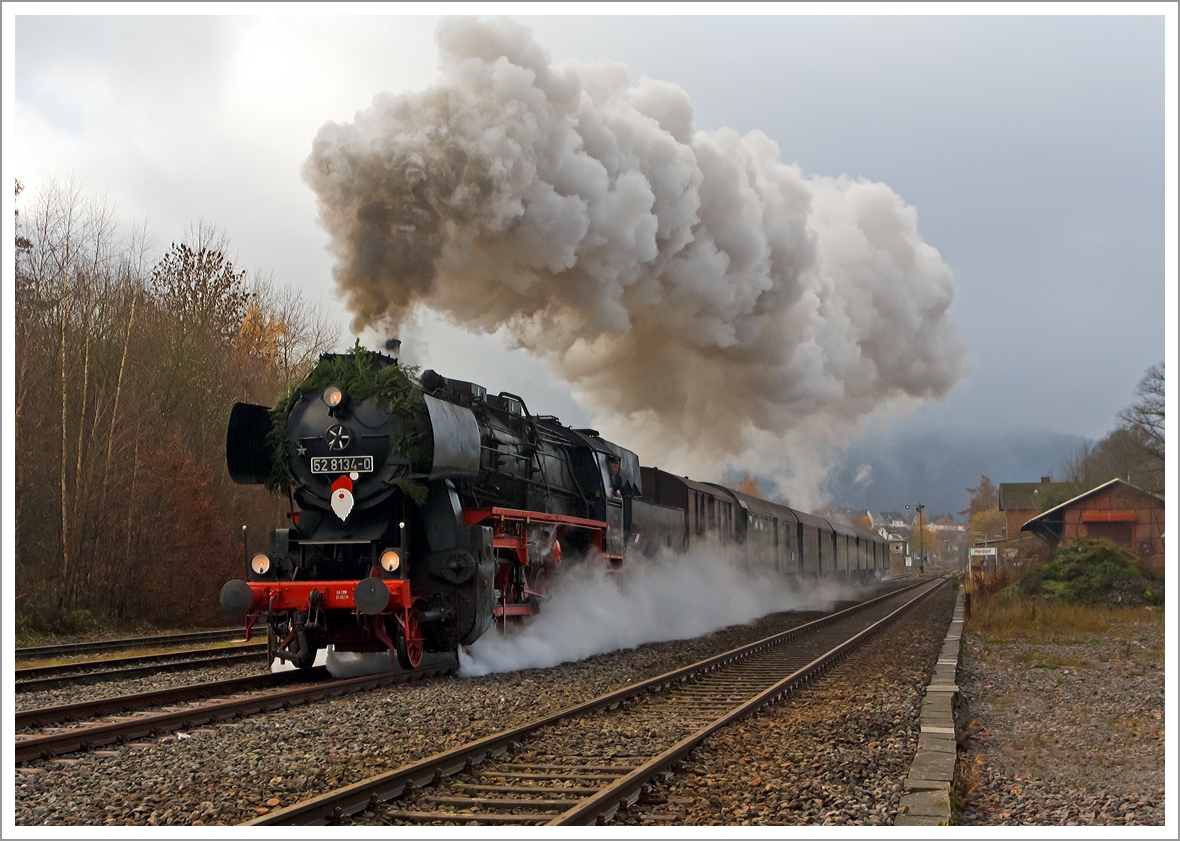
[[818, 426, 1088, 517]]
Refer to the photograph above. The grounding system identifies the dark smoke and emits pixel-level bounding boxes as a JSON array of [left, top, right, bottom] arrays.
[[303, 17, 968, 506]]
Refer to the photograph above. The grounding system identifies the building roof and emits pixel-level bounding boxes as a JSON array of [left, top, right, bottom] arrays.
[[1020, 478, 1164, 539], [999, 480, 1079, 511]]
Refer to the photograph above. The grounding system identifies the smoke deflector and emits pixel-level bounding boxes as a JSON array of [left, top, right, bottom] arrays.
[[425, 394, 481, 480]]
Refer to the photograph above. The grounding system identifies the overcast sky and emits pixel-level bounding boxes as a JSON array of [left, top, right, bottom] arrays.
[[5, 6, 1175, 507]]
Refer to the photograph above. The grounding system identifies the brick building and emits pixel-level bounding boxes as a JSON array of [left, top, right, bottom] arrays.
[[998, 476, 1079, 541], [1020, 478, 1165, 573]]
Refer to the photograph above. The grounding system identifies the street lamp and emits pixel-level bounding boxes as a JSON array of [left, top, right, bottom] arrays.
[[906, 503, 925, 572]]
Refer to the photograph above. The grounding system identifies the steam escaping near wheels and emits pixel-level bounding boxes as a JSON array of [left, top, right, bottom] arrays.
[[266, 543, 866, 681], [303, 17, 968, 506], [459, 542, 865, 677]]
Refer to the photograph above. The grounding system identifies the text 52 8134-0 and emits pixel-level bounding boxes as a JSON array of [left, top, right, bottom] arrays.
[[310, 456, 374, 474]]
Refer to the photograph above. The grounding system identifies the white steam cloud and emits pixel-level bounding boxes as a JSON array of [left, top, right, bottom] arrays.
[[274, 545, 864, 680], [459, 543, 862, 677], [303, 17, 968, 505]]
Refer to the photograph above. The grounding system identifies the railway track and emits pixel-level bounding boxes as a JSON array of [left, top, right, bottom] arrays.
[[15, 643, 269, 693], [247, 577, 947, 826], [16, 627, 247, 662], [14, 657, 458, 764], [16, 668, 330, 730]]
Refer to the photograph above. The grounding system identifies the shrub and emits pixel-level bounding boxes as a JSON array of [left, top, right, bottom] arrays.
[[59, 608, 114, 636], [1000, 538, 1162, 608]]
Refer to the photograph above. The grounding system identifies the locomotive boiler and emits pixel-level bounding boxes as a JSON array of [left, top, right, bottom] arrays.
[[220, 345, 644, 669]]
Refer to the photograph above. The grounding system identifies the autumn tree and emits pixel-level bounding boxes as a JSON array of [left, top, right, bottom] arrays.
[[14, 180, 338, 635], [959, 475, 998, 519], [968, 508, 1006, 541], [239, 273, 339, 389], [736, 474, 763, 498]]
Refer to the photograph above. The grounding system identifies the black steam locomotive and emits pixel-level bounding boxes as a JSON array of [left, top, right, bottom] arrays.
[[221, 346, 888, 670]]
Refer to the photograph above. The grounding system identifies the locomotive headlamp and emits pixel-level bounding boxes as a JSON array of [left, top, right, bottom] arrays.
[[250, 553, 271, 575], [322, 385, 345, 408], [380, 549, 401, 573]]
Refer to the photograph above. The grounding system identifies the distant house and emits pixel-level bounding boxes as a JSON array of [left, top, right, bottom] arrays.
[[878, 511, 913, 529], [1020, 478, 1165, 573], [930, 517, 965, 533], [998, 477, 1079, 540], [835, 507, 872, 527]]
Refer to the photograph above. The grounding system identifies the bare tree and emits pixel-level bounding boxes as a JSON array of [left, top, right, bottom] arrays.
[[1056, 363, 1165, 496], [1118, 363, 1164, 491], [246, 273, 340, 383], [15, 181, 330, 633]]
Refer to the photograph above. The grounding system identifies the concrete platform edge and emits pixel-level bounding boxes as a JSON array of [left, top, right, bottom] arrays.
[[896, 584, 963, 827]]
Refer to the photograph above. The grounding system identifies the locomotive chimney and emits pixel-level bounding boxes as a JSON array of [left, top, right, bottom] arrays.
[[384, 337, 402, 359]]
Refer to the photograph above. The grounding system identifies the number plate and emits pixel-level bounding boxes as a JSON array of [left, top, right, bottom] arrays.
[[310, 456, 374, 474]]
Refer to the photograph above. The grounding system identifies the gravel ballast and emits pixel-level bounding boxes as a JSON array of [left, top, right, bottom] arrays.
[[954, 613, 1165, 826], [16, 607, 832, 825], [14, 659, 274, 713], [610, 582, 956, 826]]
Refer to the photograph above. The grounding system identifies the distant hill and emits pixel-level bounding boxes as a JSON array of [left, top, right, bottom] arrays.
[[819, 426, 1088, 516]]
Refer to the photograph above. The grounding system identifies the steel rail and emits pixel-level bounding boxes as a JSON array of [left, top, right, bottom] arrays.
[[15, 643, 266, 681], [16, 668, 331, 730], [15, 646, 268, 693], [549, 578, 946, 825], [15, 627, 246, 661], [15, 658, 458, 764], [244, 579, 939, 826]]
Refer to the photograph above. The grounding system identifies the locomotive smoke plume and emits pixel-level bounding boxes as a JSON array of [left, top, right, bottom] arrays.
[[459, 544, 862, 677], [304, 17, 968, 504]]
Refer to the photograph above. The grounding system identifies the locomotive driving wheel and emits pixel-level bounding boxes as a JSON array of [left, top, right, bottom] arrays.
[[526, 565, 553, 615], [396, 607, 424, 670]]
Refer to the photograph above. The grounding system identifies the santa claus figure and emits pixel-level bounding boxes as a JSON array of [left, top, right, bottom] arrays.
[[331, 473, 356, 521]]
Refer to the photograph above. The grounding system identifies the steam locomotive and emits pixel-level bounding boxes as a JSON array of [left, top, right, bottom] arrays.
[[220, 346, 888, 670]]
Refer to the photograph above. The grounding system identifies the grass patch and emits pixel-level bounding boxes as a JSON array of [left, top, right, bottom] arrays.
[[968, 598, 1158, 643], [951, 749, 985, 824], [1012, 652, 1090, 668]]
